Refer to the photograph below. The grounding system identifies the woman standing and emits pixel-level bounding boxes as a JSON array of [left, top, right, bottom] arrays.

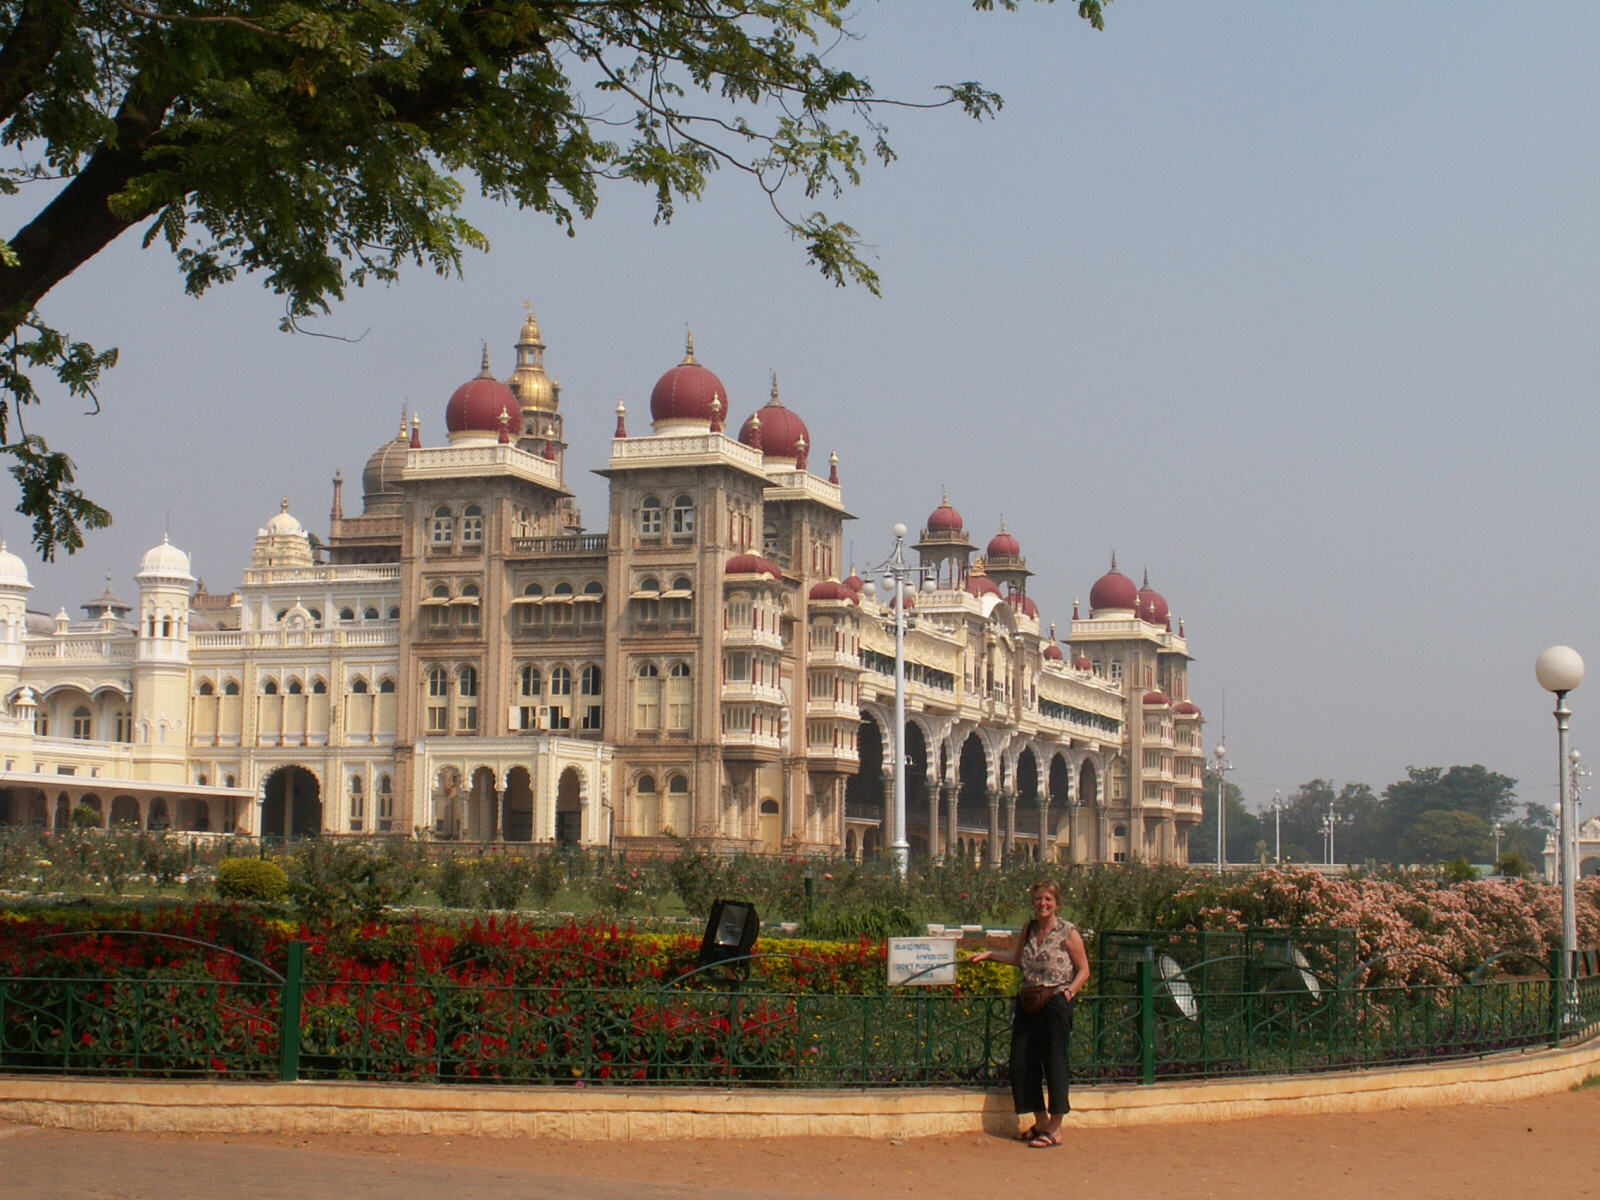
[[970, 880, 1090, 1148]]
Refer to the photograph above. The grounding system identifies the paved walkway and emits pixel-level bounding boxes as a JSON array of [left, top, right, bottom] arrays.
[[6, 1087, 1600, 1200]]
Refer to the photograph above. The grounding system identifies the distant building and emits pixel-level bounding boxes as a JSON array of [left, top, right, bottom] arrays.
[[0, 310, 1206, 863]]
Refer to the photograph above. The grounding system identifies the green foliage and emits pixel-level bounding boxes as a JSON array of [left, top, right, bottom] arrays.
[[287, 839, 424, 920], [1441, 857, 1480, 884], [1497, 849, 1534, 879], [477, 855, 533, 910], [215, 856, 289, 903], [69, 802, 99, 830], [0, 0, 1109, 555], [432, 854, 478, 909]]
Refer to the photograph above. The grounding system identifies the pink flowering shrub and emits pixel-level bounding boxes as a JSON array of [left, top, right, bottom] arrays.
[[1172, 868, 1599, 985]]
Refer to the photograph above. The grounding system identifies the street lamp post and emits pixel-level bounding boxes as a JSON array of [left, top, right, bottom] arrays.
[[1271, 790, 1283, 866], [1536, 645, 1585, 1025], [1212, 743, 1232, 874], [862, 523, 937, 878], [1493, 821, 1504, 869]]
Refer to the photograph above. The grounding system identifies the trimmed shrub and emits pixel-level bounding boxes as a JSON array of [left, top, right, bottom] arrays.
[[215, 857, 289, 903]]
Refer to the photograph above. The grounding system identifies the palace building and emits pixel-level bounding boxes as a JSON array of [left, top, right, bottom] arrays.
[[0, 310, 1207, 864]]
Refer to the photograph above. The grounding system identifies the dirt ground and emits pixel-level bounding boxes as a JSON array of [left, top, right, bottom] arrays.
[[4, 1087, 1599, 1200]]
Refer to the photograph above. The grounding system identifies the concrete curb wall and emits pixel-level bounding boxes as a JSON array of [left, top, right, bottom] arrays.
[[3, 1039, 1598, 1140]]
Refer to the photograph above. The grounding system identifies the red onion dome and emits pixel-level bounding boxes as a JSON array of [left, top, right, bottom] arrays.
[[1136, 570, 1168, 625], [738, 376, 811, 465], [1089, 555, 1137, 613], [1143, 691, 1170, 705], [808, 579, 856, 603], [1043, 642, 1064, 662], [925, 494, 964, 533], [987, 527, 1021, 559], [725, 553, 781, 577], [1174, 701, 1201, 716], [965, 572, 1002, 599], [650, 331, 728, 428], [1072, 655, 1093, 672], [445, 350, 520, 438], [1006, 592, 1039, 618], [888, 589, 915, 612], [843, 572, 864, 594]]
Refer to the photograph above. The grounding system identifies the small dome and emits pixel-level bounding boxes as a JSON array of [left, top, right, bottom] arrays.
[[0, 542, 31, 592], [926, 495, 964, 533], [507, 307, 558, 413], [264, 503, 303, 537], [738, 376, 811, 465], [1143, 690, 1170, 706], [1072, 656, 1093, 672], [1174, 701, 1201, 717], [1089, 555, 1137, 613], [362, 417, 409, 511], [965, 571, 1001, 599], [1043, 642, 1064, 662], [1006, 592, 1039, 618], [987, 526, 1021, 559], [725, 553, 781, 578], [843, 572, 865, 595], [1136, 571, 1169, 625], [446, 349, 520, 439], [651, 331, 728, 429], [138, 534, 194, 581], [808, 579, 856, 603]]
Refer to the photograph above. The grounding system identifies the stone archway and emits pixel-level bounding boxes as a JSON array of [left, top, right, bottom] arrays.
[[556, 766, 583, 846], [1076, 759, 1101, 863], [957, 733, 988, 840], [467, 766, 500, 843], [845, 714, 886, 826], [261, 766, 323, 839], [759, 797, 781, 853], [503, 766, 534, 842], [109, 794, 141, 828]]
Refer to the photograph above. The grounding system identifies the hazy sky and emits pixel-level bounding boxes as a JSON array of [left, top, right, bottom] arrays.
[[6, 3, 1599, 816]]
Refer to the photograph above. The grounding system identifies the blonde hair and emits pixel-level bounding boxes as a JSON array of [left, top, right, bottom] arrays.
[[1028, 880, 1062, 905]]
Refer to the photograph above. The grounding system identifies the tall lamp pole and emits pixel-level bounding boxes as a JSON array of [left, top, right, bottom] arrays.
[[862, 523, 936, 878], [1271, 789, 1283, 865], [1537, 645, 1585, 1024], [1212, 743, 1232, 875]]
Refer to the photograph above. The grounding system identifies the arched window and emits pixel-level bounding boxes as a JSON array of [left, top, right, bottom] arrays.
[[519, 581, 544, 628], [456, 665, 479, 732], [387, 605, 400, 621], [425, 667, 448, 732], [350, 677, 369, 694], [349, 775, 365, 831], [376, 775, 394, 831], [580, 663, 603, 730], [427, 583, 451, 631], [430, 505, 453, 547], [71, 706, 92, 740], [668, 774, 690, 796], [581, 664, 602, 695], [310, 678, 327, 695], [339, 607, 355, 623], [635, 663, 661, 732], [458, 582, 480, 629], [363, 606, 379, 621], [460, 504, 484, 546], [378, 677, 396, 693], [667, 575, 693, 623], [550, 666, 572, 695], [223, 680, 240, 696], [638, 495, 663, 536], [670, 494, 695, 536], [636, 773, 658, 835], [584, 580, 604, 596], [518, 664, 541, 730], [666, 661, 693, 731], [197, 681, 215, 697], [287, 678, 304, 696], [262, 679, 279, 696]]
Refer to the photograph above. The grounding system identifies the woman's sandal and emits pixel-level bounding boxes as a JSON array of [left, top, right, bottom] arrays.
[[1028, 1131, 1062, 1149], [1014, 1125, 1042, 1143]]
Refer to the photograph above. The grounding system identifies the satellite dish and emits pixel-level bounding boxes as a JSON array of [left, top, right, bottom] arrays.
[[1155, 953, 1198, 1020], [1261, 945, 1322, 1001]]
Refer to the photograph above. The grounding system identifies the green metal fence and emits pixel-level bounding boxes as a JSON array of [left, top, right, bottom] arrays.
[[5, 935, 1600, 1088]]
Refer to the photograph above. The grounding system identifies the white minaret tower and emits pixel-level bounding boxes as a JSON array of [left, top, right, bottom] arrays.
[[133, 535, 195, 780]]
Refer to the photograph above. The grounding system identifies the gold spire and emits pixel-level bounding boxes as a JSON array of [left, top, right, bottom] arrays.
[[769, 371, 783, 407], [683, 326, 696, 363], [508, 306, 557, 413]]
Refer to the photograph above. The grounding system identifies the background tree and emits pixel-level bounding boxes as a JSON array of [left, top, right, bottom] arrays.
[[0, 0, 1107, 556], [1395, 809, 1492, 864], [1380, 765, 1518, 862]]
